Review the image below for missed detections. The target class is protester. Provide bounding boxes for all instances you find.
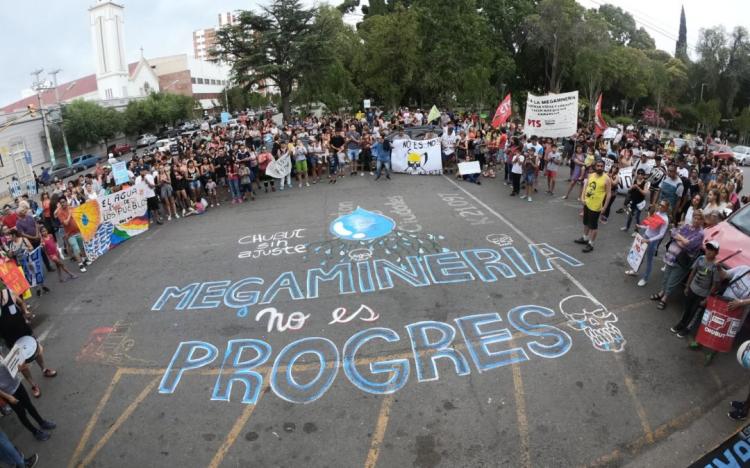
[574,160,611,253]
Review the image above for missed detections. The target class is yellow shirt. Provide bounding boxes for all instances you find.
[584,172,609,212]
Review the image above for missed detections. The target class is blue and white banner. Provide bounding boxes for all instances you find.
[20,246,45,287]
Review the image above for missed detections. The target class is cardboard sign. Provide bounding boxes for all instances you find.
[2,344,24,378]
[626,234,647,272]
[458,161,481,175]
[0,259,31,296]
[391,138,443,175]
[112,161,130,185]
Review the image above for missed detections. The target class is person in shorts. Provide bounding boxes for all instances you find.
[294,140,309,188]
[522,148,538,202]
[545,144,561,195]
[53,198,89,272]
[574,160,612,253]
[346,124,362,175]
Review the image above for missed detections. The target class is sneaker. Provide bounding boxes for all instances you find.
[582,243,594,253]
[527,197,532,202]
[360,173,364,176]
[573,237,588,244]
[24,453,38,468]
[660,265,666,272]
[669,327,681,334]
[624,270,637,276]
[33,430,50,441]
[305,182,310,187]
[182,209,186,216]
[175,213,180,219]
[728,408,748,421]
[167,215,171,221]
[676,330,688,339]
[40,420,56,430]
[216,203,220,206]
[369,171,374,175]
[637,279,647,287]
[620,226,628,231]
[78,264,87,273]
[731,401,745,410]
[298,183,303,188]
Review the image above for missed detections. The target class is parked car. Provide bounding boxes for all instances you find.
[107,143,132,156]
[704,204,750,269]
[71,154,102,172]
[48,162,75,181]
[732,145,750,166]
[136,133,158,147]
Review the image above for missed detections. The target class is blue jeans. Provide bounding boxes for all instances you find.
[229,179,241,199]
[624,206,642,230]
[347,148,361,161]
[640,239,660,280]
[375,160,390,178]
[0,430,24,467]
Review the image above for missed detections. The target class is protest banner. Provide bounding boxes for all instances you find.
[19,246,45,288]
[0,259,30,296]
[73,183,149,262]
[626,234,647,272]
[391,137,443,175]
[112,161,130,185]
[523,91,579,138]
[617,165,633,195]
[688,423,750,468]
[458,161,481,175]
[265,154,292,178]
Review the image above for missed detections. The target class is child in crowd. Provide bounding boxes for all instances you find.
[40,226,77,283]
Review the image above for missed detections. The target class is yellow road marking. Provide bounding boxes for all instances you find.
[67,368,123,468]
[79,377,160,467]
[364,394,395,468]
[208,371,271,468]
[613,355,654,444]
[512,359,531,468]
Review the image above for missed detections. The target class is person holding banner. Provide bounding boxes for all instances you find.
[620,169,650,233]
[626,200,669,286]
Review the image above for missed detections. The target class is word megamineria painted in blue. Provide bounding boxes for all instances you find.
[151,244,582,314]
[158,306,572,404]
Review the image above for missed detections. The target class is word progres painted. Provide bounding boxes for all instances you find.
[152,243,582,314]
[158,306,573,404]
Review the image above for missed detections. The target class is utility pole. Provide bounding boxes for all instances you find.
[31,69,56,166]
[48,69,73,166]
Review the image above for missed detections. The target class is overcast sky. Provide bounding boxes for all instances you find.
[0,0,747,107]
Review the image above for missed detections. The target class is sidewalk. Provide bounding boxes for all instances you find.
[625,385,749,468]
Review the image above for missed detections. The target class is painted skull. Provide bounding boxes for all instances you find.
[486,233,513,247]
[559,295,626,352]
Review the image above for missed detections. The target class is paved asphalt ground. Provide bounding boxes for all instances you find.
[5,167,749,468]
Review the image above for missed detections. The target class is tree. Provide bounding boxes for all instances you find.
[213,0,332,121]
[675,6,688,61]
[62,100,122,150]
[526,0,585,93]
[695,99,722,134]
[413,0,493,107]
[355,6,418,110]
[735,107,750,143]
[296,6,362,111]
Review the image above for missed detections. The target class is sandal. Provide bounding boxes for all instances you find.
[31,385,41,398]
[656,301,667,310]
[650,293,662,301]
[43,369,57,378]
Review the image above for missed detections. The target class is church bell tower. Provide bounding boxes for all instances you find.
[89,0,128,100]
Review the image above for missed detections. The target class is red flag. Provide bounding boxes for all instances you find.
[491,93,512,128]
[594,93,607,136]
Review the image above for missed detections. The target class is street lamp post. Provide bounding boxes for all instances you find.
[31,69,56,166]
[697,82,708,134]
[49,69,73,166]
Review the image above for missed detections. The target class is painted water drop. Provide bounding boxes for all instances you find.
[330,207,396,241]
[236,306,249,318]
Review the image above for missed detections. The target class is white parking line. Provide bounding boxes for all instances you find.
[441,176,598,300]
[37,324,53,343]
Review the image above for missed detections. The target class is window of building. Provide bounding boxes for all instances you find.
[105,88,113,99]
[191,77,197,84]
[197,78,204,84]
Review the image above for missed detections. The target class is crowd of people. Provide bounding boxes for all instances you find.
[0,106,747,465]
